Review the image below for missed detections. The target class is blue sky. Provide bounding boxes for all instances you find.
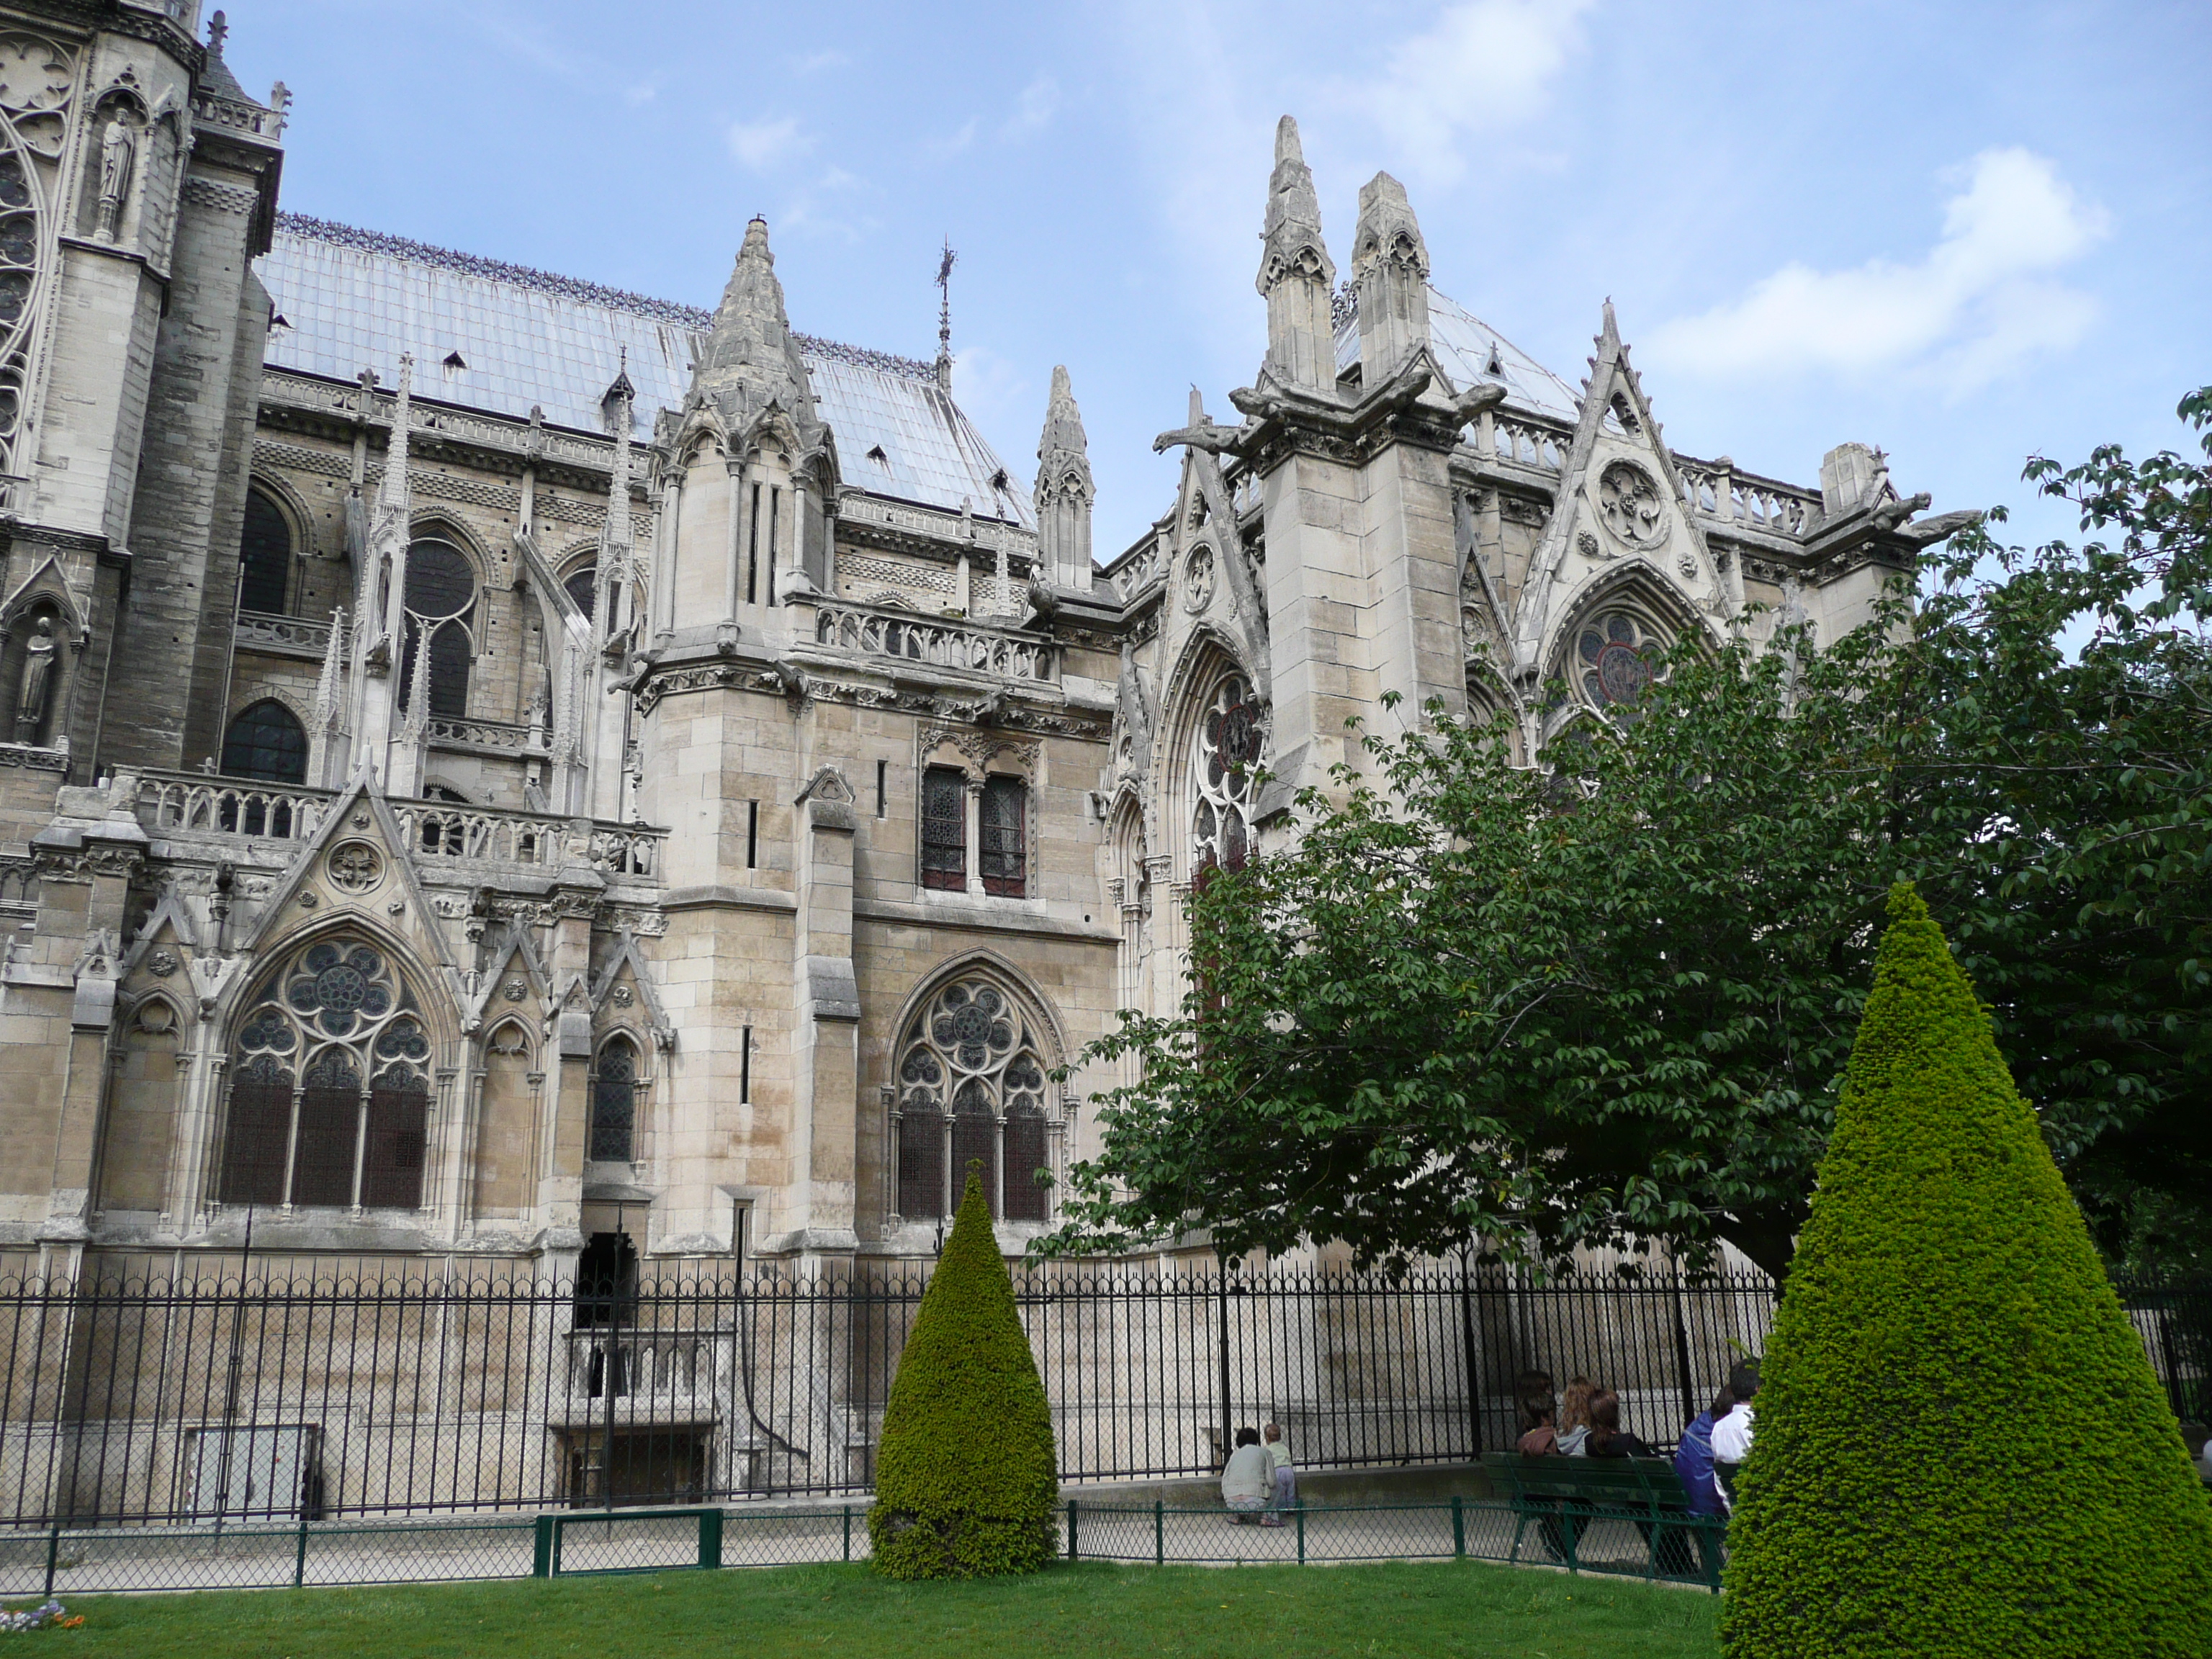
[225,1,2210,562]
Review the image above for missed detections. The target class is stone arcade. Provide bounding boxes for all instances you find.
[0,13,1969,1287]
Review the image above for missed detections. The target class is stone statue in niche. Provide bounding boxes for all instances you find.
[95,108,138,241]
[16,616,55,742]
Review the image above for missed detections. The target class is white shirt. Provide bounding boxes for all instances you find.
[1711,1402,1755,1464]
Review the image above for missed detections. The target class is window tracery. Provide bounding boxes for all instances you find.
[589,1037,639,1163]
[1573,611,1665,713]
[894,978,1053,1223]
[219,938,432,1211]
[0,35,71,493]
[1190,672,1262,872]
[397,539,477,719]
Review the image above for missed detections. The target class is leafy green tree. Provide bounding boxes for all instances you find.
[1043,390,2212,1278]
[870,1167,1057,1579]
[1720,885,2212,1657]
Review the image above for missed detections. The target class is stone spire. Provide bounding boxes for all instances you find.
[1351,171,1431,387]
[1256,116,1336,398]
[377,352,413,521]
[1034,365,1094,590]
[691,217,819,437]
[602,356,634,557]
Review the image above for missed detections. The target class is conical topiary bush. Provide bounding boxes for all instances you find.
[1722,884,2212,1656]
[868,1166,1058,1578]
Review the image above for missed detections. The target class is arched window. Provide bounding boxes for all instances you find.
[893,977,1053,1222]
[1573,611,1665,716]
[564,564,597,621]
[220,699,307,785]
[218,938,432,1211]
[589,1037,639,1163]
[1191,672,1262,873]
[238,487,292,615]
[397,539,477,719]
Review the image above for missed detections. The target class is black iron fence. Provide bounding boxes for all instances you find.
[0,1262,2200,1529]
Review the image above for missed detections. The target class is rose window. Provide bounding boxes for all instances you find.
[220,937,432,1211]
[1575,613,1665,711]
[1192,673,1262,872]
[894,979,1053,1223]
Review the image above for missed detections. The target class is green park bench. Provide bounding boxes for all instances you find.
[1479,1452,1724,1590]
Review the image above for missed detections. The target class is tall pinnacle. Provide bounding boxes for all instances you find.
[1256,115,1336,398]
[1035,365,1094,589]
[691,217,818,435]
[1259,115,1334,294]
[1039,364,1089,464]
[1351,171,1431,385]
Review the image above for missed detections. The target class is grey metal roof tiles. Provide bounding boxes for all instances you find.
[258,215,1034,528]
[1334,282,1582,421]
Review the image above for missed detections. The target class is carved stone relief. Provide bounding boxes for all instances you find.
[1598,461,1668,549]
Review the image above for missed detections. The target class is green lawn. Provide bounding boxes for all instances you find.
[12,1561,1719,1658]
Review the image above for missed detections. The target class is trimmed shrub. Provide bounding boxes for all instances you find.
[1722,884,2212,1656]
[868,1167,1058,1579]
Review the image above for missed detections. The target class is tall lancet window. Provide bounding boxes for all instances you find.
[218,938,432,1211]
[397,539,477,719]
[893,979,1053,1222]
[1191,672,1262,873]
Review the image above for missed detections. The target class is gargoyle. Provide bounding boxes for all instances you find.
[1896,508,1984,547]
[1870,490,1933,532]
[1154,387,1252,457]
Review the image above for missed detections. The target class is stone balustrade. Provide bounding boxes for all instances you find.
[1676,463,1822,538]
[426,714,539,754]
[234,610,333,658]
[1489,415,1568,472]
[134,771,665,883]
[0,855,38,924]
[811,603,1056,682]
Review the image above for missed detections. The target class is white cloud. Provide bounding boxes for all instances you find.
[1004,76,1061,138]
[1645,148,2110,395]
[728,117,810,171]
[1336,0,1593,184]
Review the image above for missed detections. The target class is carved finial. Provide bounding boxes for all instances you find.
[692,217,817,434]
[1599,297,1621,354]
[207,10,228,54]
[934,237,958,391]
[269,81,291,135]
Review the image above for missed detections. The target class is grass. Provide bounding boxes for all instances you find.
[11,1560,1719,1658]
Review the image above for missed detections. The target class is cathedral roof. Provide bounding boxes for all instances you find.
[257,215,1035,529]
[1333,283,1581,421]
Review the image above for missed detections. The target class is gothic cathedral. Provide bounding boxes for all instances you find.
[0,9,1963,1280]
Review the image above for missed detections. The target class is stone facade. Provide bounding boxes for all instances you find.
[0,17,1967,1287]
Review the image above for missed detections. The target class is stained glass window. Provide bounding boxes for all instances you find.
[920,766,966,892]
[220,700,307,786]
[564,564,596,622]
[979,775,1026,898]
[590,1038,638,1163]
[397,540,477,718]
[891,979,1053,1221]
[220,938,431,1210]
[1192,673,1262,872]
[238,488,292,615]
[1575,612,1663,712]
